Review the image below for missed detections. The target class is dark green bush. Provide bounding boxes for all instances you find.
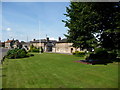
[95,48,107,54]
[6,48,30,59]
[86,48,118,62]
[94,48,108,59]
[73,51,86,57]
[26,53,34,57]
[32,48,39,52]
[108,53,117,60]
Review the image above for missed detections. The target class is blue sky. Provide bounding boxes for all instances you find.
[2,2,70,42]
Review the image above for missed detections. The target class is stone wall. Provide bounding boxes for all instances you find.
[53,43,80,53]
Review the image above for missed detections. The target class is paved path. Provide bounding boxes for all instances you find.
[0,48,9,60]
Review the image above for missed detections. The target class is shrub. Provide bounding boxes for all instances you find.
[32,48,39,52]
[73,51,86,57]
[108,53,117,60]
[6,48,31,59]
[26,53,34,57]
[94,48,108,59]
[29,45,43,53]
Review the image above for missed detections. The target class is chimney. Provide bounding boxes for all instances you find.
[33,39,36,41]
[59,37,61,41]
[47,37,49,42]
[7,39,9,41]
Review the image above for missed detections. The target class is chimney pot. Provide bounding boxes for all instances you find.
[33,39,36,41]
[59,37,61,41]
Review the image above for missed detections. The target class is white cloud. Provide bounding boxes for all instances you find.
[6,27,11,31]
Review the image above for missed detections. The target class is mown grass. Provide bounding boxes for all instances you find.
[2,53,118,88]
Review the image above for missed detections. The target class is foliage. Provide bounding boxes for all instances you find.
[29,45,41,53]
[86,48,117,62]
[94,48,108,55]
[73,51,86,57]
[6,48,31,59]
[63,2,120,52]
[40,47,44,53]
[108,52,117,60]
[26,53,34,57]
[62,2,99,50]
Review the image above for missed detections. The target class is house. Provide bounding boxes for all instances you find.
[30,37,82,54]
[30,38,57,52]
[5,39,15,49]
[0,41,5,47]
[13,40,23,49]
[22,42,30,51]
[53,38,80,53]
[5,39,24,49]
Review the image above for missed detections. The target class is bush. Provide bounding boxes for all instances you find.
[32,48,39,52]
[73,51,86,57]
[29,45,43,53]
[86,48,118,62]
[108,53,117,60]
[94,48,108,59]
[26,53,34,57]
[6,48,29,59]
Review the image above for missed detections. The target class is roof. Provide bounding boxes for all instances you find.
[57,39,68,43]
[5,40,14,43]
[30,39,57,43]
[0,42,5,44]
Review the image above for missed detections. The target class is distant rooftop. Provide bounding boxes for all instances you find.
[30,38,69,43]
[5,40,14,43]
[57,38,68,43]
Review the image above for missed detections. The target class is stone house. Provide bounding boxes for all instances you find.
[30,37,81,54]
[30,38,56,52]
[5,39,15,49]
[22,42,30,51]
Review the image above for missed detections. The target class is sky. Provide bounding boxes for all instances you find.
[2,2,70,42]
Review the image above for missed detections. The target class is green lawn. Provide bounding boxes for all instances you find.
[2,53,118,88]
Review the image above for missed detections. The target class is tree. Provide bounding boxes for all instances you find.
[92,2,120,52]
[62,2,99,51]
[63,2,120,53]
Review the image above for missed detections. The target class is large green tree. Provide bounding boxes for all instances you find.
[63,2,120,52]
[62,2,99,51]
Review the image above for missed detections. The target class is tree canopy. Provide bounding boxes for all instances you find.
[63,2,120,52]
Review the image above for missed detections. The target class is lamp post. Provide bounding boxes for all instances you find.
[39,20,41,54]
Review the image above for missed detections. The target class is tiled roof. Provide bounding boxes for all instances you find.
[5,40,14,43]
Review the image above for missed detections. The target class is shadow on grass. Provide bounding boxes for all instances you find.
[6,54,34,60]
[0,75,6,77]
